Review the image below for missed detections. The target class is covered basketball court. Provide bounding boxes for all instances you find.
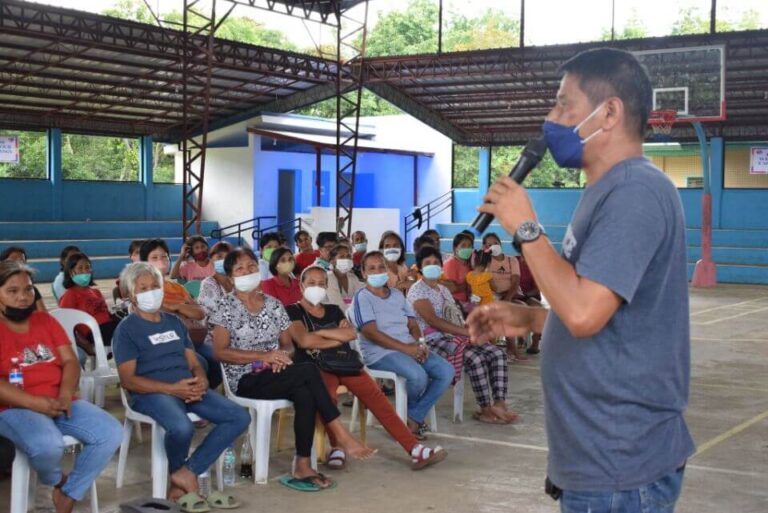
[0,1,767,512]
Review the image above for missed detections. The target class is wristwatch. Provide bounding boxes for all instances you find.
[513,221,546,253]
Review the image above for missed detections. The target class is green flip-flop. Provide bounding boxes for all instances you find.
[206,491,240,509]
[278,473,337,492]
[176,492,211,513]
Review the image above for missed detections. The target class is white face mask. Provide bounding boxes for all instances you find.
[334,259,354,274]
[136,288,164,313]
[490,244,503,257]
[234,272,261,293]
[303,286,327,306]
[383,248,401,262]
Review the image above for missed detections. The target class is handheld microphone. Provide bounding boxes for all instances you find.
[469,136,548,237]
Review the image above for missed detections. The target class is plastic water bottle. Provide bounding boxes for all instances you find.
[9,358,23,389]
[239,438,253,479]
[198,469,211,498]
[223,446,236,486]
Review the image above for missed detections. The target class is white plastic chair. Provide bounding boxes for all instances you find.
[50,308,120,407]
[344,308,439,432]
[10,435,98,513]
[219,365,312,484]
[116,388,224,499]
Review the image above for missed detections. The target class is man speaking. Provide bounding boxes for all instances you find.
[466,48,695,513]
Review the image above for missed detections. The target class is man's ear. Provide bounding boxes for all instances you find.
[602,97,624,132]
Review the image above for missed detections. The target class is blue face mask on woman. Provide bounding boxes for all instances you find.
[366,273,389,288]
[543,102,605,169]
[213,259,225,275]
[422,265,442,280]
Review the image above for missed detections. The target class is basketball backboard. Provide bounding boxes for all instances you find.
[633,45,726,123]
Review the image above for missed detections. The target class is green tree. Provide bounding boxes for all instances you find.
[601,9,649,40]
[0,130,47,179]
[365,0,439,57]
[444,9,520,51]
[668,5,762,35]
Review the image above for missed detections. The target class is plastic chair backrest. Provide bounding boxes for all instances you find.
[219,363,235,398]
[183,280,202,299]
[344,306,365,355]
[49,308,110,371]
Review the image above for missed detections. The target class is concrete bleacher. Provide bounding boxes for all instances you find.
[434,223,768,285]
[0,221,224,282]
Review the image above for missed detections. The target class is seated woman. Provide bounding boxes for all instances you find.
[170,235,215,283]
[261,247,301,306]
[353,251,454,439]
[114,262,249,507]
[52,245,81,302]
[408,247,518,425]
[288,266,446,470]
[378,231,416,293]
[325,244,363,312]
[442,233,474,305]
[211,248,374,491]
[0,260,122,513]
[0,246,47,312]
[195,241,234,389]
[482,233,521,302]
[140,239,205,324]
[59,253,121,353]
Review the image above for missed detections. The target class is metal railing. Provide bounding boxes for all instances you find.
[404,190,453,248]
[210,216,276,246]
[252,218,303,248]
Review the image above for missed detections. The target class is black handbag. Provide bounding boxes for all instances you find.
[297,305,363,376]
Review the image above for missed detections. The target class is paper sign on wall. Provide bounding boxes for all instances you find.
[750,147,768,175]
[0,136,19,163]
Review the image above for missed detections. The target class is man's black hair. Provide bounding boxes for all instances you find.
[316,231,339,248]
[259,232,282,250]
[294,229,310,244]
[559,47,653,139]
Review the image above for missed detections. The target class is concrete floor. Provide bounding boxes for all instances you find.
[2,283,767,513]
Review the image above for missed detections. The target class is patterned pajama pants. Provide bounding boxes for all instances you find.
[428,337,508,408]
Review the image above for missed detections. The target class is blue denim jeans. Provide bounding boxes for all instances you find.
[131,390,249,475]
[0,400,122,501]
[368,350,454,423]
[560,467,686,513]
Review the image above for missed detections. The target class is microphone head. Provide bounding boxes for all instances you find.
[523,137,548,161]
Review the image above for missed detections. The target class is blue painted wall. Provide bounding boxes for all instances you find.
[0,179,182,221]
[252,139,424,236]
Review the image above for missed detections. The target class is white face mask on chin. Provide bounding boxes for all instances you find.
[234,272,261,293]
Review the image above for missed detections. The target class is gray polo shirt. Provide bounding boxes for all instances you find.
[540,157,695,492]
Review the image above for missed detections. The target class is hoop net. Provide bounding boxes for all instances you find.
[648,109,678,141]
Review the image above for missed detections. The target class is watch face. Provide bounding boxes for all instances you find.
[518,221,540,242]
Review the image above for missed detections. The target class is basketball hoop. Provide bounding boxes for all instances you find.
[649,109,678,141]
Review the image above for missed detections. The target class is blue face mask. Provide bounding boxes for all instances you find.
[366,273,389,288]
[543,103,605,169]
[422,265,442,280]
[315,258,330,271]
[213,259,225,275]
[72,273,92,287]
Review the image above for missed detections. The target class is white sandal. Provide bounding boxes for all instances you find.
[411,444,447,470]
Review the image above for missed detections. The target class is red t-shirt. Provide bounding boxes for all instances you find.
[443,256,471,303]
[58,286,112,325]
[261,276,302,307]
[352,251,365,267]
[0,312,71,411]
[294,250,320,274]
